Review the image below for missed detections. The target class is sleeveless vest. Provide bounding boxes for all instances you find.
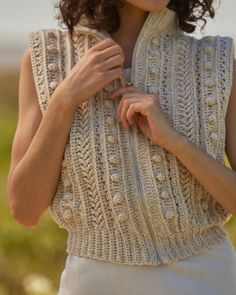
[28,7,235,265]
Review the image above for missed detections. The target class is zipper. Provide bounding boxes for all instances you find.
[124,64,164,265]
[95,29,163,264]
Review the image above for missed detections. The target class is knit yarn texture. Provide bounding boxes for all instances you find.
[29,7,235,266]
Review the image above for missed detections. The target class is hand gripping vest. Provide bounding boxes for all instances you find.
[29,7,235,265]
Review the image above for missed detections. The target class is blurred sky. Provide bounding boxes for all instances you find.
[0,0,235,69]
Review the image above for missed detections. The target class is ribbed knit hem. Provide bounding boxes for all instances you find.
[65,225,229,266]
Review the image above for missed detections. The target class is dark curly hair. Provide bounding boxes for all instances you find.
[56,0,216,41]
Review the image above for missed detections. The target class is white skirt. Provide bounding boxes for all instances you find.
[57,237,236,295]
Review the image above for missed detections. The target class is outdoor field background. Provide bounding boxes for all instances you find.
[0,1,235,294]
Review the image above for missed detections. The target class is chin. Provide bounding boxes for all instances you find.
[125,0,170,12]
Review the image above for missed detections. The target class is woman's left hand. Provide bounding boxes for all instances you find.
[110,85,183,152]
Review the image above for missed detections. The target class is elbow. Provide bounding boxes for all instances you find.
[229,187,236,217]
[7,182,40,229]
[224,194,236,217]
[9,200,40,229]
[231,203,236,218]
[10,205,39,229]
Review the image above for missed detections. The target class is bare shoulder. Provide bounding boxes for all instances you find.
[20,46,35,85]
[7,46,43,185]
[225,58,236,171]
[18,45,42,119]
[226,58,236,127]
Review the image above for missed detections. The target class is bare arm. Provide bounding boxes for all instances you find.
[7,37,124,228]
[167,59,236,216]
[225,59,236,173]
[7,47,76,228]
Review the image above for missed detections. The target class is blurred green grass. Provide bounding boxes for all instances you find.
[0,72,67,295]
[0,71,236,295]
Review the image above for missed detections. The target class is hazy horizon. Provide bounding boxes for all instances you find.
[0,0,235,70]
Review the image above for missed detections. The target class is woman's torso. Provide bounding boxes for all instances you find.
[56,67,236,294]
[28,21,235,266]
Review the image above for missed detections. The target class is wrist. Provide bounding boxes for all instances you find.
[50,87,78,114]
[164,131,189,156]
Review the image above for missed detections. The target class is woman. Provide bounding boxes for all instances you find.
[7,0,236,294]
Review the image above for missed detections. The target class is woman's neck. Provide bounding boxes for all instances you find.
[110,2,149,68]
[112,3,148,43]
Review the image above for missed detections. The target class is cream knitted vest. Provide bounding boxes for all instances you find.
[29,7,235,266]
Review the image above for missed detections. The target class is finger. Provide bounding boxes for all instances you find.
[117,93,136,120]
[118,96,141,126]
[103,54,124,71]
[105,67,123,83]
[126,102,144,125]
[101,43,124,61]
[110,86,143,99]
[92,38,117,51]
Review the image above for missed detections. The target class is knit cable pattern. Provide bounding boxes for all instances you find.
[28,7,235,266]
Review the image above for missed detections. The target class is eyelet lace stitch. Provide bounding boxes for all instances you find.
[28,8,234,265]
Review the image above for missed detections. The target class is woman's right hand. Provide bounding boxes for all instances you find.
[52,37,125,110]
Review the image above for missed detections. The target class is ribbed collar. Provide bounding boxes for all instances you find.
[74,7,181,41]
[74,7,182,87]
